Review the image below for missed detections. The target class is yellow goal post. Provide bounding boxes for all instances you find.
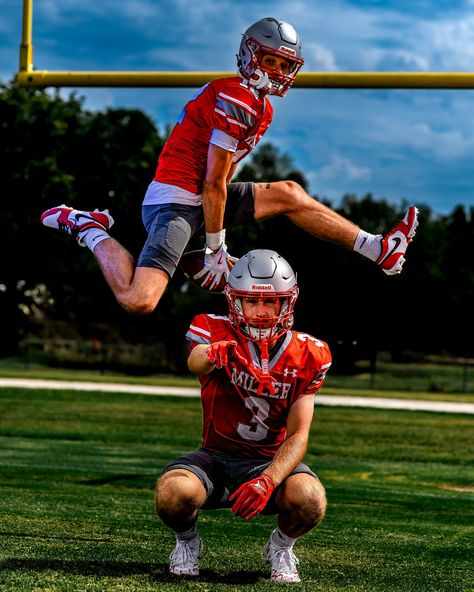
[16,0,474,89]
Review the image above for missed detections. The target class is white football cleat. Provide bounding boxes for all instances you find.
[40,204,114,247]
[263,531,301,583]
[169,533,203,576]
[376,206,419,275]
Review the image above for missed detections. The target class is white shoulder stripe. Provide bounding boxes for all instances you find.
[189,324,211,338]
[218,92,257,116]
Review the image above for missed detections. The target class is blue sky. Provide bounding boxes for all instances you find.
[2,0,474,214]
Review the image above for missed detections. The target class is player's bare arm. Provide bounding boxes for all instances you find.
[202,143,235,235]
[262,394,315,486]
[192,143,237,290]
[187,344,214,375]
[226,162,238,183]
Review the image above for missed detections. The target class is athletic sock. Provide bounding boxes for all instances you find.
[176,525,199,542]
[272,528,296,548]
[353,229,383,261]
[81,228,110,253]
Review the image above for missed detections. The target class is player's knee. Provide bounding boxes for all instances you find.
[278,475,327,527]
[308,481,327,525]
[273,180,306,214]
[126,300,157,315]
[155,471,205,515]
[117,294,159,316]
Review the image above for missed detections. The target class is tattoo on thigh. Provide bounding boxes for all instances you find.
[257,183,272,190]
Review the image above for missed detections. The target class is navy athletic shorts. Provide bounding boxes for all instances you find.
[137,182,255,277]
[160,448,319,514]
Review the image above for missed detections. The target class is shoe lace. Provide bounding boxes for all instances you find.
[269,544,299,574]
[170,537,200,567]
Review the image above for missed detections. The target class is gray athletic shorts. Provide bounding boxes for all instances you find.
[160,448,319,514]
[137,182,255,277]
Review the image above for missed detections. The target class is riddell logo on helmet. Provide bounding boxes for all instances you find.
[250,284,275,291]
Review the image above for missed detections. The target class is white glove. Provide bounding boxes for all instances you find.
[193,244,232,290]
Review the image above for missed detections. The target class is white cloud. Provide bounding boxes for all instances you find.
[367,114,474,161]
[365,48,430,72]
[290,1,474,74]
[316,154,371,182]
[425,15,474,70]
[304,42,339,71]
[411,123,473,159]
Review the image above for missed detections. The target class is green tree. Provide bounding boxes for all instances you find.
[0,82,165,353]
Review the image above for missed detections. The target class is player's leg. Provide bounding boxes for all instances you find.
[156,468,207,531]
[91,238,169,315]
[254,181,359,249]
[274,472,327,537]
[41,204,160,312]
[101,203,203,313]
[155,450,221,576]
[252,181,419,275]
[155,468,206,576]
[263,472,326,583]
[41,203,201,314]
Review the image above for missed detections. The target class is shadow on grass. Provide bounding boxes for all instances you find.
[0,559,264,584]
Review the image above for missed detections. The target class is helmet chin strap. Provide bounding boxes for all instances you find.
[248,68,270,91]
[256,339,277,395]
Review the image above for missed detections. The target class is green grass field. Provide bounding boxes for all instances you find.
[0,387,473,591]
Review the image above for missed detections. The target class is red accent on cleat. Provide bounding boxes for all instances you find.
[376,206,419,275]
[41,204,114,247]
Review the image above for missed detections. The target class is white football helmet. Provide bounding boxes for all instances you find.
[237,17,304,96]
[225,249,299,341]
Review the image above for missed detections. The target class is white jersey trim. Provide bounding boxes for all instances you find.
[142,180,202,207]
[210,129,239,152]
[217,91,258,116]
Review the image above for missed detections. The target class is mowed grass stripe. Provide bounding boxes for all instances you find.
[0,388,472,592]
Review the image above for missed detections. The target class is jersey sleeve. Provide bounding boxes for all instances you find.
[212,87,258,141]
[186,314,212,345]
[209,129,239,152]
[302,341,332,395]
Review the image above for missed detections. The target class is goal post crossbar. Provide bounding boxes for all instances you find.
[16,70,474,89]
[16,0,474,90]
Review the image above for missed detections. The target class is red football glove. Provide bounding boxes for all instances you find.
[207,340,238,369]
[229,473,275,520]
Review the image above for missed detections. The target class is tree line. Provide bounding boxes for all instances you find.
[1,81,473,370]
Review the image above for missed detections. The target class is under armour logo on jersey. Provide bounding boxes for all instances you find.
[283,368,298,377]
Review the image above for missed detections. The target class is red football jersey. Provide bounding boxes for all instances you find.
[155,77,273,194]
[186,314,332,459]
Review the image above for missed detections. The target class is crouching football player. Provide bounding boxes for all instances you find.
[155,249,331,583]
[156,249,331,582]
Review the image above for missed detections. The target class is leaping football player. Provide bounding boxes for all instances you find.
[41,17,419,313]
[155,249,331,583]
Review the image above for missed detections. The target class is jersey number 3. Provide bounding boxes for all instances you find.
[237,396,270,441]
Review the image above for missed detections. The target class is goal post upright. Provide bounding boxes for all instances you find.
[19,0,33,73]
[15,0,474,90]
